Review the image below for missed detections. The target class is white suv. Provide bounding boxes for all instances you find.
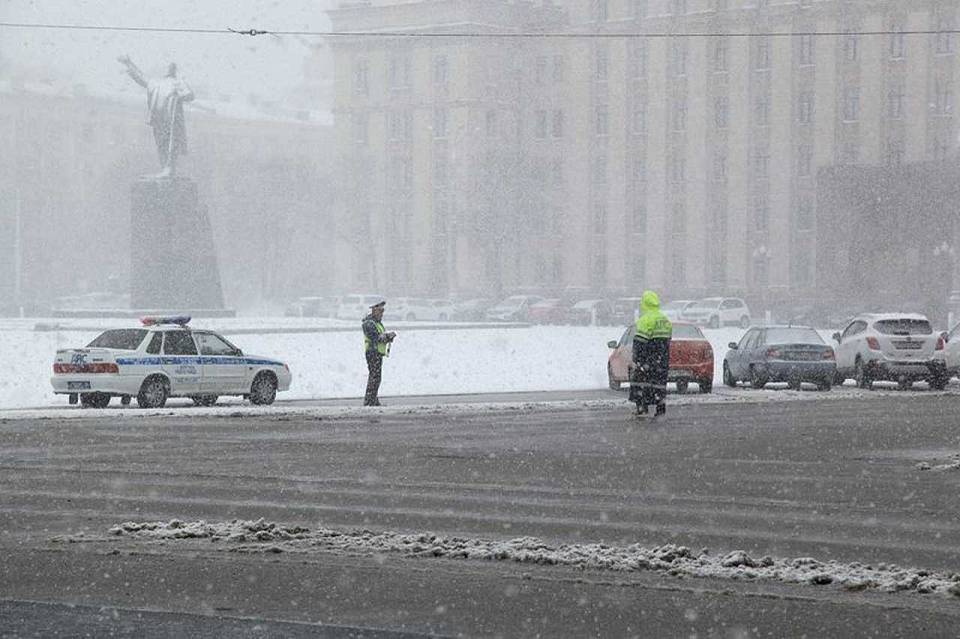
[681,297,751,329]
[832,313,948,389]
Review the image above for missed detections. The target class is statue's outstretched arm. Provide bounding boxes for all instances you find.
[177,79,195,102]
[117,55,148,88]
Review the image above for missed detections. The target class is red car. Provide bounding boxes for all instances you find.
[606,322,714,393]
[528,298,569,324]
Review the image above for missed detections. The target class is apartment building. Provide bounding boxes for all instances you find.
[329,0,959,305]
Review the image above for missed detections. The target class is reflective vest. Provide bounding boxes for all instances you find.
[635,312,672,341]
[364,320,390,356]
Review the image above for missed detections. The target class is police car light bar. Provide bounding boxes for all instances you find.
[141,316,192,326]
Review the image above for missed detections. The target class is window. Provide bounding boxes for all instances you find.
[670,155,686,184]
[715,96,729,129]
[671,252,686,286]
[713,151,727,182]
[632,154,647,182]
[433,154,447,186]
[936,20,954,55]
[552,55,565,82]
[552,109,564,138]
[843,87,860,122]
[889,31,906,59]
[596,105,609,136]
[632,0,648,20]
[196,333,237,356]
[628,41,647,80]
[755,37,771,70]
[593,156,608,185]
[163,331,198,356]
[798,92,814,124]
[352,113,369,145]
[145,332,162,355]
[535,109,547,139]
[633,203,647,232]
[797,145,813,177]
[934,138,951,161]
[595,48,609,82]
[433,55,448,86]
[796,197,813,230]
[886,141,905,166]
[388,111,412,141]
[840,141,859,164]
[486,110,497,137]
[934,80,953,116]
[388,54,411,89]
[841,320,867,340]
[552,159,563,186]
[594,0,609,22]
[672,100,687,131]
[535,56,547,84]
[887,86,905,120]
[593,201,607,234]
[755,95,770,126]
[671,40,687,76]
[754,193,769,231]
[632,100,647,134]
[87,329,147,350]
[714,40,728,73]
[798,34,815,66]
[754,149,770,178]
[353,59,369,95]
[671,201,685,235]
[843,33,859,62]
[433,108,448,138]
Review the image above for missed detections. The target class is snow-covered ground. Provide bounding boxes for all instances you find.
[60,518,960,599]
[0,318,745,410]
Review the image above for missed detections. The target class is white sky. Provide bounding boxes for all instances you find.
[0,0,333,104]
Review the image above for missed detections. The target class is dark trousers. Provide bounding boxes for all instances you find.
[364,351,383,406]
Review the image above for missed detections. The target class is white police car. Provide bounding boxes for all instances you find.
[50,316,292,408]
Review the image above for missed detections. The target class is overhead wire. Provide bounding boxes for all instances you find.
[2,21,960,39]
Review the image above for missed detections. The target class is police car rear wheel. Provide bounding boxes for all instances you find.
[137,376,168,409]
[249,373,277,406]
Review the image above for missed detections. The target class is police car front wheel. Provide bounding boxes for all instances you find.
[249,372,278,406]
[137,376,169,409]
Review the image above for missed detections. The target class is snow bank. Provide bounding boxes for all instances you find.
[62,518,960,598]
[0,322,745,410]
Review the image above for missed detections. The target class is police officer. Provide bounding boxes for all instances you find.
[362,300,396,406]
[630,290,673,416]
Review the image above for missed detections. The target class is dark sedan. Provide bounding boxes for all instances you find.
[723,326,836,390]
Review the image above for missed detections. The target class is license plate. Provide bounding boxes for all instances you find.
[893,341,922,350]
[67,381,91,390]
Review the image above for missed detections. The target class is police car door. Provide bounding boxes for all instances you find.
[161,330,202,395]
[195,332,246,394]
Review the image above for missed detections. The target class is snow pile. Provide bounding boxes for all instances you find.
[87,519,960,598]
[916,453,960,472]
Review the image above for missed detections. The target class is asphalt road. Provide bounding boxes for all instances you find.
[1,391,960,637]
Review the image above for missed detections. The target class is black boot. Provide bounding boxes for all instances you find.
[655,402,666,417]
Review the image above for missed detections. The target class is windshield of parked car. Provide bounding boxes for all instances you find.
[86,329,148,350]
[873,319,933,335]
[342,296,361,304]
[766,327,824,344]
[672,324,704,339]
[662,301,692,311]
[690,298,722,310]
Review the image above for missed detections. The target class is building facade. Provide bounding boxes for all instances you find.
[329,0,959,306]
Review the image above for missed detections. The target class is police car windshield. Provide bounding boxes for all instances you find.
[86,329,149,350]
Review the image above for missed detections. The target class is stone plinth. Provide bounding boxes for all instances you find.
[130,177,224,310]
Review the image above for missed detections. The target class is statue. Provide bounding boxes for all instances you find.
[118,55,195,177]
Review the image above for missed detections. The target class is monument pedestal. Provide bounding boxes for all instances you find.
[130,177,225,311]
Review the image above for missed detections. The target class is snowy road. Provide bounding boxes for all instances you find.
[1,393,960,636]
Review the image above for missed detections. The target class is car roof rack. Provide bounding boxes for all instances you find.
[141,316,191,327]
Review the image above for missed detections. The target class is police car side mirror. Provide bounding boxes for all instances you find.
[832,332,841,343]
[728,342,738,350]
[607,340,618,349]
[234,348,243,357]
[940,331,949,343]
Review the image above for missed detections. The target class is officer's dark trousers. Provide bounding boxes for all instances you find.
[364,351,383,406]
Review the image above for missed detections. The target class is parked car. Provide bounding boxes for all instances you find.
[682,297,751,328]
[833,313,948,390]
[485,295,544,322]
[611,297,642,326]
[607,322,714,393]
[528,298,569,324]
[50,316,291,408]
[661,299,697,322]
[941,322,960,381]
[567,299,613,326]
[284,296,339,318]
[723,326,835,390]
[452,298,496,321]
[337,294,386,320]
[391,298,454,321]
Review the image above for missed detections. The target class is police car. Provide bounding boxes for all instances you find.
[50,316,292,408]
